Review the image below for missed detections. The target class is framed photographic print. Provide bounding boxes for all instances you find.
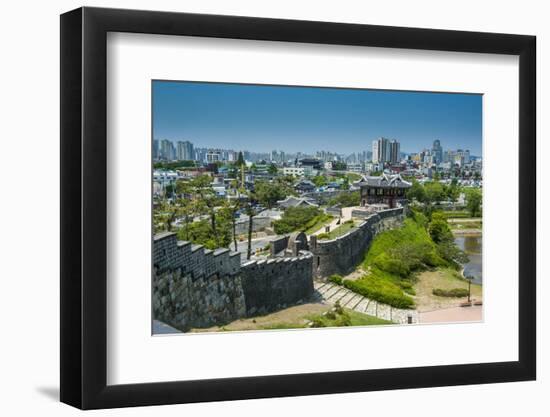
[60,6,536,410]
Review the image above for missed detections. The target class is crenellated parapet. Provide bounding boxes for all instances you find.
[240,251,314,316]
[153,232,315,331]
[153,233,241,280]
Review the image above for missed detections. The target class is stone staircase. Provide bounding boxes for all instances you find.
[314,281,418,324]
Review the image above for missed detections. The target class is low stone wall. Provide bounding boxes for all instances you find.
[270,235,289,256]
[302,190,350,204]
[310,208,404,278]
[240,252,314,316]
[326,206,342,217]
[234,216,272,235]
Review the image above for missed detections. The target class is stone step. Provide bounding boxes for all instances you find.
[316,283,336,295]
[350,295,366,311]
[337,291,358,307]
[322,285,344,300]
[377,303,392,321]
[354,298,370,313]
[365,300,377,316]
[326,288,347,303]
[315,282,332,292]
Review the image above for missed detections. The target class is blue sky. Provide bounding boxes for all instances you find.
[152,81,482,155]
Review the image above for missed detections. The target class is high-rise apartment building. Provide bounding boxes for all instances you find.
[432,140,443,164]
[159,139,176,161]
[389,140,400,164]
[372,137,399,164]
[176,140,194,161]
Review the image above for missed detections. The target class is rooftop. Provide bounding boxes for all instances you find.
[355,173,412,189]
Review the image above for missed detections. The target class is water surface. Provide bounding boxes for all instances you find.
[454,234,482,285]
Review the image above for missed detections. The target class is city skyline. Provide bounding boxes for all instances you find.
[153,138,479,162]
[153,81,483,155]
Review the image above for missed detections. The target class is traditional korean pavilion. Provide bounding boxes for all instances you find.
[356,173,412,208]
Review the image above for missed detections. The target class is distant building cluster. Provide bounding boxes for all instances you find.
[154,139,194,161]
[152,137,482,191]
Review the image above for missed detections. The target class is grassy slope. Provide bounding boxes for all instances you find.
[346,216,447,309]
[304,213,334,234]
[191,305,392,332]
[321,220,356,240]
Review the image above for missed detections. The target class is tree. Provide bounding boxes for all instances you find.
[465,188,482,217]
[273,206,321,234]
[332,161,347,171]
[268,163,278,175]
[406,180,426,203]
[312,175,328,188]
[328,191,360,207]
[424,181,445,204]
[446,182,461,203]
[220,199,242,251]
[236,151,245,167]
[254,180,292,209]
[428,213,453,243]
[175,180,197,240]
[153,198,179,232]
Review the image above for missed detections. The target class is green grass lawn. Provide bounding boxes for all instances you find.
[318,220,356,240]
[211,306,393,331]
[304,213,334,234]
[305,308,393,328]
[448,220,482,230]
[441,210,479,219]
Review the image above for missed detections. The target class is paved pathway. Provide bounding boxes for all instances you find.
[314,281,418,324]
[311,207,357,236]
[418,305,482,324]
[152,320,181,334]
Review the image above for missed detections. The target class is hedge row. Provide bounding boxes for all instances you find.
[344,276,415,309]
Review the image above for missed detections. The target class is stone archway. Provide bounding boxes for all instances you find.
[288,231,308,256]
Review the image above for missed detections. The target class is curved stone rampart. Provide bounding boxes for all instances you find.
[310,208,404,278]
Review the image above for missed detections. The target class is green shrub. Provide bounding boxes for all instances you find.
[373,253,410,277]
[399,280,416,295]
[324,310,336,320]
[344,276,415,309]
[329,274,343,285]
[432,288,469,297]
[273,206,321,234]
[317,233,330,240]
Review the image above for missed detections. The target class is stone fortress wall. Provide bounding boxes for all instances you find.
[240,253,314,316]
[153,232,313,331]
[153,208,404,331]
[309,208,405,278]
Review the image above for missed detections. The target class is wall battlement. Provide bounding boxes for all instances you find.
[153,233,314,331]
[241,251,314,315]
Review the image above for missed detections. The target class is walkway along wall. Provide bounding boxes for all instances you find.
[309,208,405,278]
[153,232,314,331]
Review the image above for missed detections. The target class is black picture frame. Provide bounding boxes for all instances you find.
[60,6,536,410]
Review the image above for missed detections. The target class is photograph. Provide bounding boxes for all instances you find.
[151,81,483,334]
